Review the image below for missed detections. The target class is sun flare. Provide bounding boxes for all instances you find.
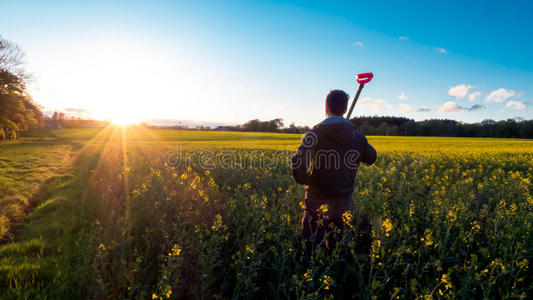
[111,114,141,126]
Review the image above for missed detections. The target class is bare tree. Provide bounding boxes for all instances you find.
[0,35,42,139]
[0,35,30,93]
[0,36,24,73]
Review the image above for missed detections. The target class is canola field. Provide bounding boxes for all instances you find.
[1,126,532,299]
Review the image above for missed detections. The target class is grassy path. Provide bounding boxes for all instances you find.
[0,139,77,239]
[0,138,102,299]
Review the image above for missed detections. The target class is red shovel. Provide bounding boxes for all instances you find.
[346,72,374,120]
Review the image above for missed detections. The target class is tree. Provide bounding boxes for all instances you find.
[401,120,418,136]
[359,122,376,135]
[241,118,284,132]
[0,117,17,139]
[390,125,400,136]
[480,119,496,137]
[0,36,43,139]
[376,122,390,135]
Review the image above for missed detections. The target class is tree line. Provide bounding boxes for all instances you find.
[211,116,533,139]
[350,116,533,139]
[45,111,109,129]
[215,118,311,133]
[0,36,43,139]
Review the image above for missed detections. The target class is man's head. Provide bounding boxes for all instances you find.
[325,90,349,116]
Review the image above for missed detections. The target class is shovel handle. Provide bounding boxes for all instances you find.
[346,72,374,120]
[346,84,363,120]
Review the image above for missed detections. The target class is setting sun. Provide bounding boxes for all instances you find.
[110,114,140,126]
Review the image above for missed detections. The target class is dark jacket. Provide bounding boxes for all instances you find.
[291,116,377,196]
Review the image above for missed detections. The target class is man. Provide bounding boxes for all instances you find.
[291,90,377,261]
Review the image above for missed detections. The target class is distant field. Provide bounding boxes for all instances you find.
[1,127,532,298]
[51,127,533,153]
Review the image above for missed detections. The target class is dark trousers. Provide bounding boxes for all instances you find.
[301,191,371,264]
[301,191,352,257]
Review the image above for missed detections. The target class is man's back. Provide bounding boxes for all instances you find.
[291,115,376,196]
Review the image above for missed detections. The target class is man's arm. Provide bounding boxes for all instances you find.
[361,137,377,165]
[291,132,315,185]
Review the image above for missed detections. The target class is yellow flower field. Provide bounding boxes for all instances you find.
[1,126,532,298]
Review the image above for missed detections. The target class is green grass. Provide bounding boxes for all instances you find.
[0,158,96,298]
[0,139,75,239]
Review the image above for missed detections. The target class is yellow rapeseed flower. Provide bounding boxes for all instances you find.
[424,229,434,246]
[299,201,305,209]
[304,269,313,282]
[342,211,352,227]
[318,204,329,214]
[246,245,254,254]
[321,274,333,290]
[169,244,181,256]
[211,214,223,231]
[441,274,452,290]
[382,218,393,236]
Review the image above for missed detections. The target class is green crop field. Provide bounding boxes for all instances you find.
[1,127,532,299]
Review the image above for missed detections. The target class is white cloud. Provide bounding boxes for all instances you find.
[398,93,408,100]
[468,91,482,101]
[448,84,475,99]
[399,103,415,113]
[374,100,390,111]
[438,101,485,113]
[485,88,516,102]
[400,103,431,113]
[353,41,364,47]
[505,100,526,110]
[399,36,409,40]
[436,47,447,54]
[438,101,464,113]
[359,97,391,111]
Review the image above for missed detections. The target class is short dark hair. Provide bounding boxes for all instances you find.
[326,90,349,116]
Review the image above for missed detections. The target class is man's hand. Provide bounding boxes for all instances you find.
[361,137,377,165]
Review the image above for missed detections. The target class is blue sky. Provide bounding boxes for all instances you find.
[1,0,532,126]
